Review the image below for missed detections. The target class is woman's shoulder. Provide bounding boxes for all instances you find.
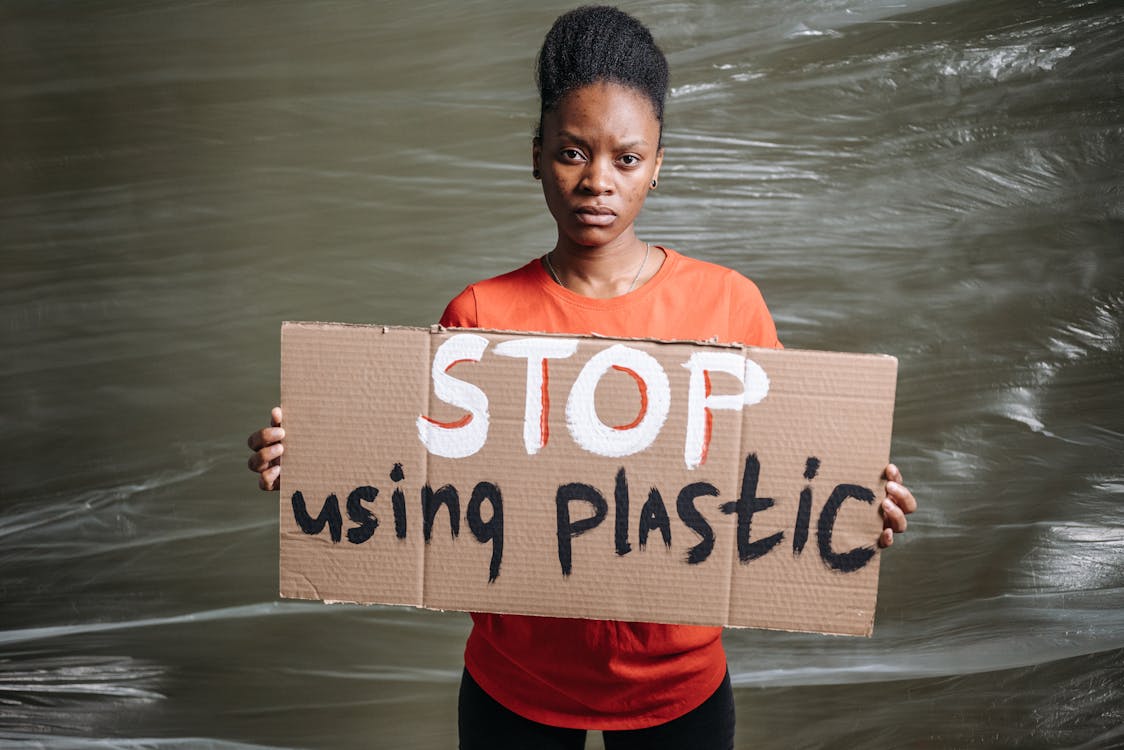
[439,258,544,328]
[466,258,544,293]
[663,247,766,296]
[661,247,779,347]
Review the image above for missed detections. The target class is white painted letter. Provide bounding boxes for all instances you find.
[494,337,579,455]
[682,352,770,469]
[566,345,670,457]
[417,333,490,458]
[743,357,769,407]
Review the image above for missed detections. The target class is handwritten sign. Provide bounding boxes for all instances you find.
[279,323,897,636]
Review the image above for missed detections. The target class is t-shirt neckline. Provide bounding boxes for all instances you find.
[532,246,679,310]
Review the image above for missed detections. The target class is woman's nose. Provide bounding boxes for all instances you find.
[580,158,613,194]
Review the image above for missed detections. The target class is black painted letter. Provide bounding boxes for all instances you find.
[346,485,379,544]
[720,453,783,563]
[555,483,608,576]
[639,488,672,549]
[817,484,877,573]
[792,456,820,556]
[614,467,632,557]
[422,484,460,542]
[291,491,343,543]
[467,482,504,583]
[677,482,719,565]
[391,463,408,539]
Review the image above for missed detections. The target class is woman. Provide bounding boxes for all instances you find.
[248,7,917,748]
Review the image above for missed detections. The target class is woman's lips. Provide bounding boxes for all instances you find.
[575,206,616,226]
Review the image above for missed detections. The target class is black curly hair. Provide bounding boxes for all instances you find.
[535,5,669,143]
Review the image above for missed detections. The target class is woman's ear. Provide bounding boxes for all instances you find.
[651,147,664,186]
[532,137,542,179]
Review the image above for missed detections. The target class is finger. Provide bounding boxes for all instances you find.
[884,463,903,484]
[248,443,284,473]
[886,480,918,515]
[882,497,907,533]
[247,426,285,452]
[271,407,283,428]
[878,528,894,548]
[259,464,281,492]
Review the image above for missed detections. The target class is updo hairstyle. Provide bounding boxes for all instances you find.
[535,5,670,143]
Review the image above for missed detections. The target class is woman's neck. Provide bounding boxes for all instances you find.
[546,236,664,299]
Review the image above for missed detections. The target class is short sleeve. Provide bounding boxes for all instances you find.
[439,285,478,328]
[730,273,782,349]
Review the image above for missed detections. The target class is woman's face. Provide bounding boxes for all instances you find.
[534,82,663,252]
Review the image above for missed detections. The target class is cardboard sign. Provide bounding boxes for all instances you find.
[279,322,897,636]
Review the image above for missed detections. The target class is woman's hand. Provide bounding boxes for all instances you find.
[247,406,284,491]
[879,463,917,548]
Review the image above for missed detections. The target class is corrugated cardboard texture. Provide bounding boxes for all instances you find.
[279,322,897,636]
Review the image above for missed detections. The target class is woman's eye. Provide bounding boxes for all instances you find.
[561,148,584,161]
[619,154,640,167]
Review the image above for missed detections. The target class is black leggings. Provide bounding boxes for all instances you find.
[458,668,735,750]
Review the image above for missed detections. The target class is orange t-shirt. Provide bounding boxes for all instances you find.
[440,246,780,730]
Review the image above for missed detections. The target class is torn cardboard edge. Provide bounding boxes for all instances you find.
[279,321,898,636]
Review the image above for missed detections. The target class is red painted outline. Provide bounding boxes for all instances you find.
[420,412,473,429]
[540,358,551,449]
[420,358,476,429]
[444,358,473,372]
[610,365,649,431]
[701,369,714,466]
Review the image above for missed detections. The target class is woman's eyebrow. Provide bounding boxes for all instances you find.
[555,129,591,148]
[555,130,651,151]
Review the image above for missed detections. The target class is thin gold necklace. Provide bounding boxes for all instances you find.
[545,243,650,295]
